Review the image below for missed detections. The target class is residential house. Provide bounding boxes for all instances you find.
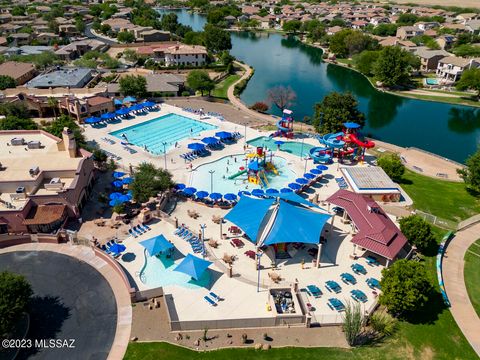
[436,35,455,50]
[414,21,440,31]
[164,44,208,67]
[58,24,78,36]
[0,61,36,85]
[55,39,106,60]
[9,32,31,46]
[106,73,185,97]
[26,68,95,89]
[465,20,480,35]
[436,56,480,82]
[59,95,114,121]
[35,33,60,45]
[413,47,451,71]
[396,26,424,40]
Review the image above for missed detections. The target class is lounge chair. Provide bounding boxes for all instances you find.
[204,296,216,306]
[307,285,322,298]
[128,229,137,238]
[143,224,151,231]
[209,292,221,302]
[174,226,185,235]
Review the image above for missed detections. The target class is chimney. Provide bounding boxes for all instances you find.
[62,127,77,158]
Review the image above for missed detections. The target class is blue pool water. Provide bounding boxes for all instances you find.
[425,78,439,85]
[140,252,211,289]
[109,113,217,154]
[190,154,297,193]
[248,137,314,158]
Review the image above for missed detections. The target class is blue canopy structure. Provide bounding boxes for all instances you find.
[266,188,279,194]
[310,168,322,175]
[201,137,219,145]
[116,108,130,116]
[174,183,186,190]
[113,171,125,178]
[280,188,293,193]
[248,161,261,171]
[224,196,275,242]
[316,164,328,170]
[238,190,251,196]
[109,192,122,200]
[252,189,265,197]
[224,193,237,201]
[296,178,309,185]
[109,243,126,254]
[343,122,361,129]
[288,183,301,190]
[188,143,205,151]
[174,254,212,281]
[123,96,136,103]
[196,191,209,199]
[183,187,197,196]
[112,180,123,188]
[274,192,320,209]
[140,235,174,257]
[122,177,133,185]
[114,99,123,106]
[101,112,116,120]
[210,192,222,200]
[261,200,331,246]
[215,131,232,139]
[304,173,316,180]
[85,116,101,124]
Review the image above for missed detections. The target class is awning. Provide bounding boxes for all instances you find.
[140,235,174,257]
[173,254,212,281]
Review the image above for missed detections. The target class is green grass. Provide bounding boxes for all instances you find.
[124,227,477,360]
[400,170,480,223]
[464,239,480,317]
[211,74,241,100]
[393,92,480,108]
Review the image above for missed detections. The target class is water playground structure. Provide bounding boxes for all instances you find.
[309,122,375,164]
[271,109,294,139]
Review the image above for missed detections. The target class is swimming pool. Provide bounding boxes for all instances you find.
[247,136,314,158]
[190,154,297,193]
[109,113,217,154]
[425,78,439,86]
[140,251,210,289]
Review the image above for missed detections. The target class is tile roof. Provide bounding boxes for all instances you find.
[23,204,66,225]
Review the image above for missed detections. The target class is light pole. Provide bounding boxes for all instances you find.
[162,141,167,170]
[244,123,247,146]
[256,251,263,292]
[304,156,310,174]
[200,224,206,258]
[208,170,215,193]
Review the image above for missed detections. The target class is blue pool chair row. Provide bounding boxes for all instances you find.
[335,177,348,189]
[325,280,342,293]
[123,145,137,154]
[204,291,222,306]
[103,150,121,161]
[101,137,116,145]
[232,132,242,139]
[351,263,367,275]
[340,272,357,285]
[327,298,345,312]
[306,285,322,298]
[351,289,368,303]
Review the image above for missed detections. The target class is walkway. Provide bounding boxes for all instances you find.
[0,243,132,360]
[442,222,480,357]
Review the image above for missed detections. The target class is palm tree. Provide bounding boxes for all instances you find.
[48,97,58,120]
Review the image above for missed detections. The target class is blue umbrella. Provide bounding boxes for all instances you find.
[109,243,126,254]
[112,180,123,188]
[114,99,123,106]
[201,137,219,145]
[196,191,209,199]
[85,116,101,124]
[343,122,361,129]
[238,190,251,196]
[316,164,328,170]
[280,188,293,193]
[288,183,301,190]
[296,178,309,185]
[174,183,186,190]
[274,140,284,145]
[139,235,173,257]
[101,112,116,120]
[266,188,279,194]
[123,96,136,103]
[119,194,131,202]
[183,187,197,196]
[109,198,124,207]
[188,143,205,151]
[215,131,232,139]
[122,177,133,184]
[251,189,265,197]
[310,168,322,175]
[304,173,316,180]
[113,171,125,178]
[109,192,122,200]
[210,192,223,201]
[116,108,130,116]
[224,193,237,201]
[131,103,144,111]
[143,101,155,107]
[174,254,212,281]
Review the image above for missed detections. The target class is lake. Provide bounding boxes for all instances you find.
[157,8,480,162]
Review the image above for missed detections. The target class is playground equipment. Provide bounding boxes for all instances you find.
[271,109,294,139]
[309,123,375,164]
[246,147,280,188]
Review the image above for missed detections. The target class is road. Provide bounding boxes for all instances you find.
[84,23,117,45]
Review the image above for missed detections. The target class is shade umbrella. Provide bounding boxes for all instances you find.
[183,187,197,196]
[143,101,155,107]
[101,112,116,120]
[188,143,205,151]
[210,192,222,201]
[195,191,209,199]
[109,192,123,200]
[109,198,124,207]
[201,137,218,145]
[122,177,134,185]
[316,164,328,170]
[296,178,309,185]
[85,116,101,124]
[113,171,125,178]
[174,183,186,190]
[114,99,123,106]
[304,173,316,180]
[274,140,284,145]
[215,131,232,139]
[112,180,123,188]
[119,194,131,202]
[123,96,136,103]
[280,188,293,193]
[288,183,301,190]
[116,108,130,116]
[251,189,265,197]
[140,235,174,257]
[343,122,361,129]
[131,103,144,111]
[266,188,279,194]
[174,254,212,281]
[310,168,322,175]
[109,243,126,254]
[224,193,237,201]
[238,190,251,196]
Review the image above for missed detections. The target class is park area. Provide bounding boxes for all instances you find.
[464,239,480,317]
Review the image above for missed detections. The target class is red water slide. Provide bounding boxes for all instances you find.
[348,133,375,149]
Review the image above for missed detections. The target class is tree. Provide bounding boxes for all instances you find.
[397,13,419,25]
[452,44,480,58]
[267,86,297,112]
[283,20,302,33]
[0,271,33,337]
[372,23,398,37]
[312,92,365,134]
[186,70,215,96]
[329,29,378,58]
[0,103,30,119]
[379,259,433,316]
[342,301,363,346]
[119,75,147,98]
[45,114,86,148]
[117,31,135,43]
[130,163,174,203]
[377,153,405,181]
[75,17,86,33]
[48,97,58,120]
[207,9,225,25]
[0,116,37,130]
[373,46,420,87]
[250,102,269,112]
[456,68,480,98]
[353,50,380,76]
[0,75,16,90]
[123,49,138,63]
[399,215,436,253]
[457,147,480,193]
[204,24,232,53]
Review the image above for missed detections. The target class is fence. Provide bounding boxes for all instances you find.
[415,210,457,230]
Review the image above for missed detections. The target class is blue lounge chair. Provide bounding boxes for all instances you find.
[128,229,137,238]
[143,224,151,231]
[306,285,322,298]
[209,292,221,302]
[204,296,216,306]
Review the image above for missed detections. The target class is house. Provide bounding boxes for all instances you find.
[378,37,416,50]
[352,20,368,29]
[413,47,451,71]
[327,25,343,35]
[414,21,440,31]
[436,56,480,82]
[35,32,60,45]
[0,129,94,234]
[106,73,185,96]
[456,13,479,24]
[9,32,31,46]
[59,95,114,121]
[0,61,36,85]
[58,24,78,36]
[26,68,94,89]
[134,28,170,42]
[396,26,424,40]
[436,35,455,50]
[465,20,480,35]
[164,44,208,67]
[55,39,106,60]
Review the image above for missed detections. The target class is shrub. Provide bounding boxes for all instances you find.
[399,215,436,253]
[342,301,363,346]
[370,311,397,337]
[250,102,269,112]
[377,153,405,181]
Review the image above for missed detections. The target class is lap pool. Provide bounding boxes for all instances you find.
[109,113,217,154]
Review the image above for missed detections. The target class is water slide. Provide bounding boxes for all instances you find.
[321,132,346,149]
[276,119,290,133]
[348,133,375,149]
[309,147,332,163]
[259,171,269,188]
[228,169,247,180]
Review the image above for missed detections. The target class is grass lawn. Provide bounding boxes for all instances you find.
[124,228,477,360]
[395,92,480,107]
[464,239,480,317]
[212,74,241,100]
[400,170,480,223]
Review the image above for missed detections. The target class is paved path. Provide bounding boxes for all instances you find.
[443,223,480,357]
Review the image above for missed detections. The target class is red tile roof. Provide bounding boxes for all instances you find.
[23,205,66,225]
[327,190,408,260]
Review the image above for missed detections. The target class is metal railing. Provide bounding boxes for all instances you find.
[415,210,458,230]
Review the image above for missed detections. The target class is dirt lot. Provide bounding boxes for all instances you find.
[391,0,480,8]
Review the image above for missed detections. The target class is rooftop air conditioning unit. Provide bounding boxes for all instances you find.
[29,166,40,176]
[16,186,25,194]
[49,178,61,184]
[11,137,25,146]
[27,141,41,149]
